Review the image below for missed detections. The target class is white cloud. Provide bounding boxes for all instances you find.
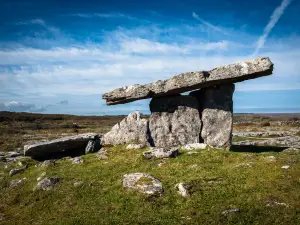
[0,101,47,112]
[253,0,292,55]
[192,12,231,36]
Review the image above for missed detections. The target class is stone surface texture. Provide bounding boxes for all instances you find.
[24,133,99,158]
[123,173,163,196]
[102,58,273,105]
[191,83,235,148]
[149,95,201,147]
[143,147,179,159]
[102,111,149,146]
[34,177,60,191]
[181,143,207,151]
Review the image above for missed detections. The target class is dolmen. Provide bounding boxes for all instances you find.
[102,57,273,149]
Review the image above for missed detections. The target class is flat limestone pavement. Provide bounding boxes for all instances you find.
[102,58,273,105]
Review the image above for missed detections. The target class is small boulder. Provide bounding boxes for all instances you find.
[181,143,207,151]
[143,147,179,159]
[34,177,60,191]
[221,208,240,215]
[7,151,22,158]
[126,144,145,150]
[74,181,84,187]
[9,166,27,177]
[281,165,290,169]
[10,178,26,188]
[175,183,189,197]
[123,173,163,196]
[38,159,56,168]
[71,157,83,164]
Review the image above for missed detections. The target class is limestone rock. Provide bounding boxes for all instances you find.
[9,166,27,177]
[175,183,189,197]
[10,178,26,188]
[34,177,60,191]
[149,95,201,147]
[221,208,240,215]
[37,172,47,181]
[126,144,146,149]
[143,147,179,159]
[38,159,56,168]
[24,133,99,159]
[71,157,83,164]
[191,83,235,149]
[102,111,149,146]
[181,143,207,151]
[123,173,163,196]
[102,57,273,105]
[85,136,101,154]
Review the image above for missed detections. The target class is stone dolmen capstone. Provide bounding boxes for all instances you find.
[102,57,273,105]
[102,58,274,149]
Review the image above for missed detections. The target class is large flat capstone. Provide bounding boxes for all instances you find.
[102,57,273,105]
[24,133,99,159]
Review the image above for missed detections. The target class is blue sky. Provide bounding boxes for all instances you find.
[0,0,299,115]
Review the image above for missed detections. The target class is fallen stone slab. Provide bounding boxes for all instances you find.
[102,57,273,105]
[24,133,99,159]
[123,173,163,196]
[143,147,179,159]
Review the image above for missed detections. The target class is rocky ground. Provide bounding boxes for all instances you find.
[0,112,300,224]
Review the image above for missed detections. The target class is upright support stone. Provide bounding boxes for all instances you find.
[190,84,235,149]
[102,111,149,146]
[149,95,201,147]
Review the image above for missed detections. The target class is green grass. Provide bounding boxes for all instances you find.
[1,146,300,225]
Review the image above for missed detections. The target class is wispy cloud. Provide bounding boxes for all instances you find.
[192,12,231,36]
[253,0,292,55]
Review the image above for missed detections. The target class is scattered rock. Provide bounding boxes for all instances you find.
[10,178,26,188]
[96,148,108,160]
[175,183,189,197]
[189,164,198,169]
[24,133,99,159]
[123,173,163,196]
[37,172,47,181]
[38,159,56,168]
[71,157,83,164]
[149,95,202,147]
[74,181,84,187]
[102,111,149,146]
[7,151,22,158]
[266,201,288,207]
[157,161,167,167]
[34,177,60,191]
[181,143,207,151]
[9,166,27,177]
[126,144,145,149]
[143,147,179,159]
[221,208,240,215]
[281,165,290,169]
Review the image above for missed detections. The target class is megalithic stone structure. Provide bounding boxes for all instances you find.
[102,57,273,105]
[101,57,274,149]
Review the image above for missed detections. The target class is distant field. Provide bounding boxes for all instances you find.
[0,111,299,152]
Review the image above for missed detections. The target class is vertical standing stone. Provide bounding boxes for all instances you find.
[149,95,202,147]
[190,84,235,149]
